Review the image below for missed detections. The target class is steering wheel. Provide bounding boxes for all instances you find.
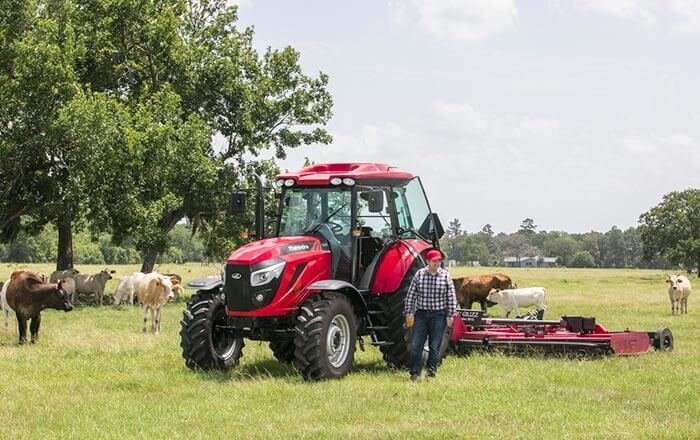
[327,221,343,233]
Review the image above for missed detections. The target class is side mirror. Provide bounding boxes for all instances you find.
[361,191,384,213]
[418,213,445,241]
[230,191,247,214]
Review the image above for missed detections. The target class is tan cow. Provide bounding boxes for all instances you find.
[137,272,174,333]
[452,273,516,312]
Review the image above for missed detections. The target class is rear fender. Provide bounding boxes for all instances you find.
[307,280,368,317]
[370,240,433,294]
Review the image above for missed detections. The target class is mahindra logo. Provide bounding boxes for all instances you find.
[231,273,242,280]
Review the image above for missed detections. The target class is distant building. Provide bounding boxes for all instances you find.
[503,256,558,268]
[446,259,457,268]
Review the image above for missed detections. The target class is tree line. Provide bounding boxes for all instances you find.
[0,0,332,272]
[441,189,700,272]
[0,224,207,265]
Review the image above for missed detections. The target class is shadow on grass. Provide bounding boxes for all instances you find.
[190,358,395,382]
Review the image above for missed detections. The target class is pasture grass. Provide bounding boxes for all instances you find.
[0,264,698,439]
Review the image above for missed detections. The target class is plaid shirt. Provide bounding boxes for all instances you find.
[404,267,457,316]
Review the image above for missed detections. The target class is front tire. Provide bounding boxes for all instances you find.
[293,292,357,380]
[180,293,244,370]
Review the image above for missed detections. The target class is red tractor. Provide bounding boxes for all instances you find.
[180,163,445,380]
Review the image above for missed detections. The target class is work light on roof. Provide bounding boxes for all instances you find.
[284,179,295,187]
[342,178,355,186]
[330,177,342,185]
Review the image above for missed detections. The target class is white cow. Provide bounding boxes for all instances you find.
[666,275,691,315]
[72,268,115,306]
[137,272,174,333]
[1,279,12,328]
[113,272,146,306]
[487,287,547,318]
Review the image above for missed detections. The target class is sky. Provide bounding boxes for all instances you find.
[232,0,700,234]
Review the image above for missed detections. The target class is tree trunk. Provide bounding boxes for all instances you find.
[140,252,157,274]
[56,218,74,271]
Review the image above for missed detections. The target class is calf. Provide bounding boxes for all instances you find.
[136,272,174,333]
[113,272,146,306]
[5,270,73,344]
[666,275,691,315]
[72,268,116,306]
[487,287,547,318]
[452,273,516,312]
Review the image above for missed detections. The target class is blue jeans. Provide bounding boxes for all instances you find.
[410,310,447,376]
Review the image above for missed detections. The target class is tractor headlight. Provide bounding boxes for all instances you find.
[342,178,355,186]
[330,177,342,185]
[250,260,286,287]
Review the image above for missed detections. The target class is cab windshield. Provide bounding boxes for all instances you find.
[278,187,352,239]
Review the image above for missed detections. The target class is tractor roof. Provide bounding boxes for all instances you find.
[276,163,414,186]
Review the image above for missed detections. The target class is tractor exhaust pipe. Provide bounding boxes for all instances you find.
[254,174,264,240]
[229,174,265,240]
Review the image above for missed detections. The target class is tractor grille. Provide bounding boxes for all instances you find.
[224,264,280,312]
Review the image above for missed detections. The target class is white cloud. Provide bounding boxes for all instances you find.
[668,0,700,34]
[389,0,518,44]
[431,100,560,140]
[574,0,657,28]
[574,0,700,33]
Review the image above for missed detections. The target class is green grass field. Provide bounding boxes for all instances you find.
[0,264,697,439]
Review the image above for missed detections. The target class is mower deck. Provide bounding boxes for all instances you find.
[450,309,673,356]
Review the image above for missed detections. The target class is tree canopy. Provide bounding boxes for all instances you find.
[0,0,333,271]
[639,189,700,275]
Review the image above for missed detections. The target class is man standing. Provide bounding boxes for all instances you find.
[404,249,457,381]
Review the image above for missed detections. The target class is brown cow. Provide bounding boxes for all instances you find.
[5,270,74,344]
[452,273,516,312]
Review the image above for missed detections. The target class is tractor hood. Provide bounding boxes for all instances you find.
[226,236,324,265]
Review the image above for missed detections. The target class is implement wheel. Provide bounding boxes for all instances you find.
[653,327,674,352]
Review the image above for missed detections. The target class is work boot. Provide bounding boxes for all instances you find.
[410,374,419,382]
[426,370,436,379]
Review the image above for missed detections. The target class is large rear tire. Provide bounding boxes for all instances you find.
[180,293,244,370]
[373,263,421,369]
[293,292,357,380]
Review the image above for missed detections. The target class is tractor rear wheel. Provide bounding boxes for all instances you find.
[269,339,296,364]
[374,263,421,369]
[180,293,244,370]
[293,292,357,380]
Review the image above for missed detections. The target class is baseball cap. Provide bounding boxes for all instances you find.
[425,250,443,261]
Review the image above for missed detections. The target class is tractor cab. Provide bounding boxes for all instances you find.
[274,163,444,287]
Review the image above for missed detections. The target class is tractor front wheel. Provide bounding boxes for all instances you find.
[293,292,357,380]
[180,293,244,370]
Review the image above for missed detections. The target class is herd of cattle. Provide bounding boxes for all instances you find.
[0,267,693,345]
[0,268,184,344]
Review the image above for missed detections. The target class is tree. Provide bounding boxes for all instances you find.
[518,218,537,236]
[445,218,462,239]
[0,0,333,272]
[0,0,85,269]
[481,224,493,236]
[569,250,596,268]
[543,235,579,266]
[601,226,627,268]
[639,189,700,275]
